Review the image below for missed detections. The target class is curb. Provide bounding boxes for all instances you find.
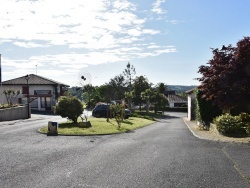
[183,118,250,144]
[37,122,155,137]
[183,118,204,140]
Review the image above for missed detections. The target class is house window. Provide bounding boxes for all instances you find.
[22,86,29,94]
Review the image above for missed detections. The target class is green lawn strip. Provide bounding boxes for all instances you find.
[132,110,168,121]
[39,117,155,135]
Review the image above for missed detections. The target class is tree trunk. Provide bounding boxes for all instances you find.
[146,99,149,114]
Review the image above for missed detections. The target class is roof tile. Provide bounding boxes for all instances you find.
[2,74,69,86]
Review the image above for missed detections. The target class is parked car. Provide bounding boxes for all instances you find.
[92,104,131,119]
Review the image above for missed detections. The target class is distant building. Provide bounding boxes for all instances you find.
[163,90,187,108]
[167,94,187,108]
[1,74,69,111]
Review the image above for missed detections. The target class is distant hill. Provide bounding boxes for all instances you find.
[167,85,197,94]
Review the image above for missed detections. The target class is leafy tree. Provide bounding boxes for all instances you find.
[54,96,83,123]
[232,37,250,113]
[68,87,82,99]
[95,84,114,122]
[123,62,136,92]
[110,103,125,128]
[125,91,134,110]
[108,74,126,100]
[82,84,96,108]
[151,93,168,113]
[197,45,235,112]
[141,88,155,113]
[132,76,150,111]
[151,83,168,113]
[157,82,166,93]
[197,37,250,113]
[96,84,113,103]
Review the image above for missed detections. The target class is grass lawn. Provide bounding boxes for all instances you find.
[39,116,155,135]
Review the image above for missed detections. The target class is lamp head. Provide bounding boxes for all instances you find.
[25,74,30,80]
[81,76,86,81]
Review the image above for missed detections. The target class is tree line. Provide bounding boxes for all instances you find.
[68,62,168,113]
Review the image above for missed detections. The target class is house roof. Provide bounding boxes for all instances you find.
[2,74,70,87]
[168,94,187,102]
[185,87,197,94]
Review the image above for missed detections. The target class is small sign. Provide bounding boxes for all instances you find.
[47,121,58,136]
[34,90,51,95]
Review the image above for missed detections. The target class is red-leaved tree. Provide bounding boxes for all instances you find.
[197,37,250,114]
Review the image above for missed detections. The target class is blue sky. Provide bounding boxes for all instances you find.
[1,0,250,87]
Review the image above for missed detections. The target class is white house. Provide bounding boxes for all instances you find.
[185,88,197,121]
[167,94,187,108]
[0,74,69,112]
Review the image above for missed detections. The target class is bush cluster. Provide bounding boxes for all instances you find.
[214,113,250,135]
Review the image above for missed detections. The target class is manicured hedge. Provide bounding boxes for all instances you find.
[214,113,250,136]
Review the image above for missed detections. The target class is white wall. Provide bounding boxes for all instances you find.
[187,92,196,120]
[0,85,56,111]
[0,106,29,121]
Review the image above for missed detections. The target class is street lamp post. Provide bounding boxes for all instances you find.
[81,76,86,101]
[25,74,30,118]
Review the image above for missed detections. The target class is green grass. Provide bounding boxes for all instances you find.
[39,117,155,135]
[131,110,167,120]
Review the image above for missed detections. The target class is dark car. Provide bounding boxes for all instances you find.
[92,104,131,119]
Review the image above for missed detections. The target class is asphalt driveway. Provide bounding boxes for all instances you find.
[0,112,249,188]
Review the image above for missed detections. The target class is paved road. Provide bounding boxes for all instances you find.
[0,112,249,188]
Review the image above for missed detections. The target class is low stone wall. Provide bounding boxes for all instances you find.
[0,106,29,122]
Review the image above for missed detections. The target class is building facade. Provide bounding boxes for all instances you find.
[0,74,69,111]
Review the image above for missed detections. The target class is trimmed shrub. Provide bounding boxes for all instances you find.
[239,113,250,134]
[214,113,247,135]
[54,96,83,123]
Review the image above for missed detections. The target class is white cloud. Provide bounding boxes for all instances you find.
[151,0,166,14]
[168,20,184,24]
[0,0,177,85]
[13,41,48,48]
[147,45,160,49]
[0,0,162,49]
[0,0,144,48]
[143,29,160,35]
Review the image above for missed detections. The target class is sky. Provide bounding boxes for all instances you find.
[1,0,250,87]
